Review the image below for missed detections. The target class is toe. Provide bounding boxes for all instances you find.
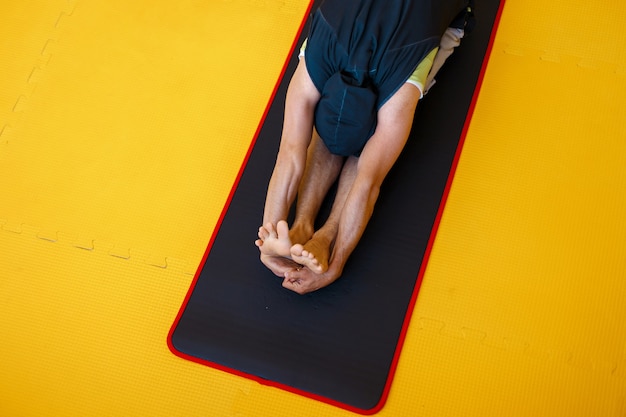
[276,220,290,238]
[265,223,277,238]
[290,243,304,257]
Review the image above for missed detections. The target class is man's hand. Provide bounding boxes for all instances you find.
[282,266,339,295]
[260,254,300,278]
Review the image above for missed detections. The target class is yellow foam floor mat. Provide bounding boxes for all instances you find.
[1,1,625,416]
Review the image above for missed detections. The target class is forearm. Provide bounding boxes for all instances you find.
[262,150,306,224]
[262,59,319,225]
[326,83,420,276]
[327,177,381,276]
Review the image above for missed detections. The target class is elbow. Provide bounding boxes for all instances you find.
[368,182,381,202]
[276,141,307,171]
[353,175,382,207]
[355,166,384,202]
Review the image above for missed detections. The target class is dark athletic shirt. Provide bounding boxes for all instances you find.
[305,0,471,156]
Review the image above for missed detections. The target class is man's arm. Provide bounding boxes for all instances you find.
[283,83,421,293]
[262,59,321,225]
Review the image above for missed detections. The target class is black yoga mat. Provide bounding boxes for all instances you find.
[169,0,504,413]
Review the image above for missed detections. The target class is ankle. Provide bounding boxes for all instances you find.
[289,221,314,245]
[311,228,335,246]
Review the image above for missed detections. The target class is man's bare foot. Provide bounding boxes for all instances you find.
[288,221,314,247]
[283,266,339,295]
[290,234,330,274]
[260,254,301,277]
[255,220,293,258]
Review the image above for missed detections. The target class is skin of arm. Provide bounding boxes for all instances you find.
[283,83,421,294]
[262,59,321,226]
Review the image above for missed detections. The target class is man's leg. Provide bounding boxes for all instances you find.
[423,27,464,95]
[291,155,357,273]
[289,130,345,245]
[256,130,344,256]
[283,82,421,294]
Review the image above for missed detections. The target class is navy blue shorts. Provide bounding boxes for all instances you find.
[303,1,470,156]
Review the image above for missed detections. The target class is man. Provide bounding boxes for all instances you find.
[256,0,473,294]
